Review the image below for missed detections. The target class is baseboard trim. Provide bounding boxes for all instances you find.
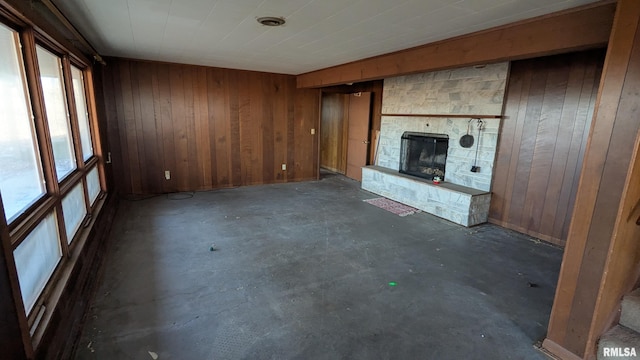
[541,338,583,360]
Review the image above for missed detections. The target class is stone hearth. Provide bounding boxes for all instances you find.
[362,166,491,226]
[362,63,508,226]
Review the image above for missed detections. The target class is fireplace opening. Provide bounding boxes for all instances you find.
[399,132,449,181]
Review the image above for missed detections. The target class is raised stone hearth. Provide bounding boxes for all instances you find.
[362,166,491,227]
[362,63,508,226]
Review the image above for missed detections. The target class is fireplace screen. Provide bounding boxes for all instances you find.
[399,132,449,181]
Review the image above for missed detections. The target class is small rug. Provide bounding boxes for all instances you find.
[363,197,420,217]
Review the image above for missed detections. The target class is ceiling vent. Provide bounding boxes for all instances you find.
[257,16,285,27]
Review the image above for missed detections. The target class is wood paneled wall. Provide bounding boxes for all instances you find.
[544,1,640,358]
[489,49,605,246]
[102,58,320,194]
[320,93,349,173]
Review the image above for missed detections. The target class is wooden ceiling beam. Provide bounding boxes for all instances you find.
[297,1,616,88]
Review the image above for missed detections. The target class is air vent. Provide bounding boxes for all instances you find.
[257,16,285,26]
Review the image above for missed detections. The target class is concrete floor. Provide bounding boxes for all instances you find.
[75,173,562,360]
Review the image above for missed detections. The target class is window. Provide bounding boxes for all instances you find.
[0,9,106,351]
[13,212,62,313]
[71,66,93,161]
[61,183,86,243]
[37,45,76,181]
[0,4,105,357]
[0,24,46,222]
[0,6,113,358]
[86,166,101,205]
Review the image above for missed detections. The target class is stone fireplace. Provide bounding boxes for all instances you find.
[399,132,448,181]
[361,62,509,226]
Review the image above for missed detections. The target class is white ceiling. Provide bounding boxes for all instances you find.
[54,0,601,75]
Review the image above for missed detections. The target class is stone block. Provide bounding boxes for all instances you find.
[379,64,508,192]
[361,166,491,227]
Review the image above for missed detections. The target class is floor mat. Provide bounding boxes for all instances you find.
[363,197,420,217]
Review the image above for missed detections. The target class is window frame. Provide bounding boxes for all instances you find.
[0,23,48,228]
[70,62,95,162]
[0,6,107,354]
[35,40,79,183]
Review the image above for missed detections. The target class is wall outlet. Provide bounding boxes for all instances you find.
[164,170,171,180]
[281,164,286,171]
[311,128,316,135]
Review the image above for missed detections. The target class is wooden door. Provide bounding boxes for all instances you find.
[346,92,371,181]
[320,93,349,173]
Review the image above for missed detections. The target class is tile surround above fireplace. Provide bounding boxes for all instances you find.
[377,62,508,192]
[379,116,499,191]
[362,62,509,226]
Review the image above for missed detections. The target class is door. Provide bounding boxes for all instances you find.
[320,93,349,173]
[346,92,371,181]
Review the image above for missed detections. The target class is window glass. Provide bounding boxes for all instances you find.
[13,212,62,313]
[86,166,100,205]
[0,24,46,222]
[71,66,93,160]
[36,46,76,180]
[62,183,86,243]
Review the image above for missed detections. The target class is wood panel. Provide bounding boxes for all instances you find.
[543,0,640,358]
[293,88,320,181]
[0,0,92,63]
[320,93,349,173]
[297,2,615,88]
[586,126,640,358]
[102,58,320,194]
[489,49,605,246]
[346,92,372,181]
[320,81,383,165]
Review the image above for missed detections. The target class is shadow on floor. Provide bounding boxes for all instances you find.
[75,174,562,360]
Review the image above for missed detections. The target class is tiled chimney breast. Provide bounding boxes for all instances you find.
[378,63,508,191]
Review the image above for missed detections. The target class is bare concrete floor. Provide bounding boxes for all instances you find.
[75,173,562,360]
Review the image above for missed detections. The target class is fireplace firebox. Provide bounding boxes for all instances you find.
[399,132,449,181]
